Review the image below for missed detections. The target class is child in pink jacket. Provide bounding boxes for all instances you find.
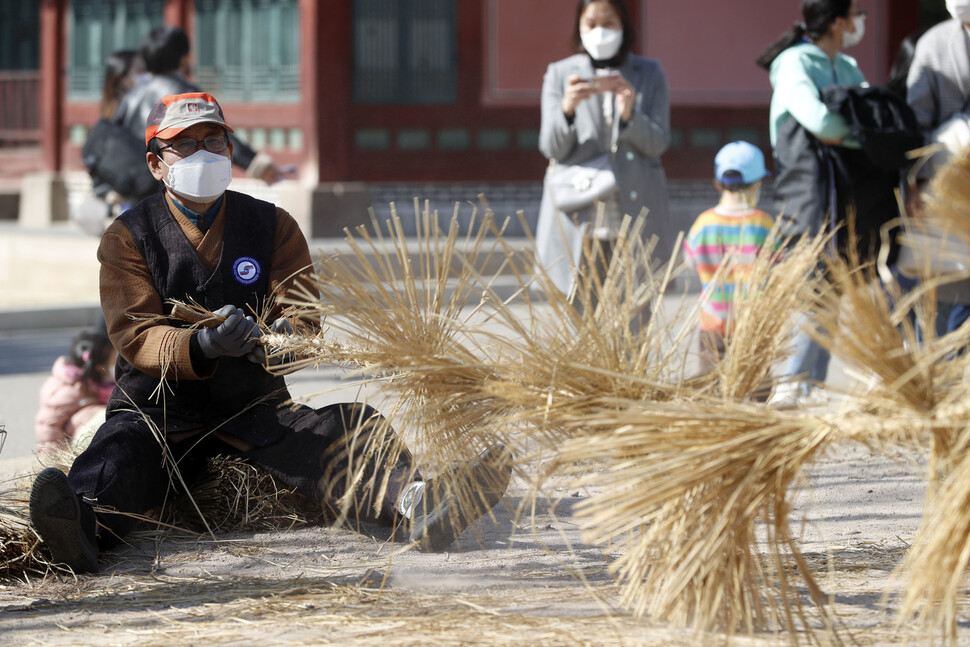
[35,330,116,455]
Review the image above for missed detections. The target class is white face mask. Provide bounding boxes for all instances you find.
[841,15,865,49]
[947,0,970,22]
[581,27,623,61]
[160,149,232,202]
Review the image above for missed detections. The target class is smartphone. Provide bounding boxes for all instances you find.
[581,72,622,89]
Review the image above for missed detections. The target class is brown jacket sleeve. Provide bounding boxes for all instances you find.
[98,197,315,380]
[264,207,317,324]
[99,215,203,380]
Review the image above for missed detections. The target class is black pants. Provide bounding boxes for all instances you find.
[67,402,417,549]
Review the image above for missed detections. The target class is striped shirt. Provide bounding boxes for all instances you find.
[683,205,776,335]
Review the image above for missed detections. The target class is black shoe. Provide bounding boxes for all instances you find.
[29,467,99,573]
[409,444,513,552]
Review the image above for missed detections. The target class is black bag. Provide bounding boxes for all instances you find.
[822,85,923,171]
[774,86,911,267]
[81,118,159,203]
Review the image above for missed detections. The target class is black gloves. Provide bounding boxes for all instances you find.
[196,305,260,359]
[246,317,295,367]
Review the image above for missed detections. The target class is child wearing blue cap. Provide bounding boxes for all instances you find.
[683,141,776,370]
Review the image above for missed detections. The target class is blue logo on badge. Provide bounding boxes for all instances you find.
[233,256,261,285]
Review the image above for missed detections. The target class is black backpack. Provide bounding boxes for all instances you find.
[822,85,923,171]
[81,118,160,203]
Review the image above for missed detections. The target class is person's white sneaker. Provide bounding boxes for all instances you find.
[767,382,802,409]
[799,387,832,408]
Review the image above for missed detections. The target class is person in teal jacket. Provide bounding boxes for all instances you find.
[767,32,865,149]
[755,0,868,408]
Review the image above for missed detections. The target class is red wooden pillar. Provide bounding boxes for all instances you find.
[163,0,192,29]
[38,0,65,172]
[299,0,322,182]
[312,0,352,182]
[885,0,919,69]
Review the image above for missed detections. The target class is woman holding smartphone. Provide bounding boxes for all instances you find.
[535,0,671,297]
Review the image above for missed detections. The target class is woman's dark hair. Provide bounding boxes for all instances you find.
[571,0,636,64]
[755,0,852,70]
[886,31,923,99]
[140,25,190,75]
[68,330,114,383]
[100,49,140,119]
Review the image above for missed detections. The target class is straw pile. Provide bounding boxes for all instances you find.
[259,203,843,640]
[0,471,52,579]
[264,189,970,643]
[0,446,324,580]
[524,234,845,637]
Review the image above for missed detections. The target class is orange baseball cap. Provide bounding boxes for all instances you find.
[144,92,233,146]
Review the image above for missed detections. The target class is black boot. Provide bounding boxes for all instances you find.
[29,467,100,573]
[408,444,513,552]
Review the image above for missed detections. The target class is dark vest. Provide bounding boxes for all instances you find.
[108,191,290,439]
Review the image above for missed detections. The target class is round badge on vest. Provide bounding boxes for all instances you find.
[233,256,262,285]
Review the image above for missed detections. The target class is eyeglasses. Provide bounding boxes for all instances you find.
[849,8,867,18]
[157,134,230,157]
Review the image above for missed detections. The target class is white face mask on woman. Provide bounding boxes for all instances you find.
[841,15,866,49]
[947,0,970,23]
[581,27,623,61]
[160,149,233,202]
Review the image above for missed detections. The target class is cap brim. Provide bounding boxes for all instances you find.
[153,118,233,141]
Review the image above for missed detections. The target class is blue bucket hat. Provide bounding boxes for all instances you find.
[714,141,770,185]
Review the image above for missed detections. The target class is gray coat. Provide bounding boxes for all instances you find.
[535,54,671,294]
[905,19,970,304]
[906,19,970,131]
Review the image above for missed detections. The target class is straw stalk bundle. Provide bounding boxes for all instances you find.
[549,399,837,638]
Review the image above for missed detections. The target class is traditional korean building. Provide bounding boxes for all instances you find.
[0,0,932,236]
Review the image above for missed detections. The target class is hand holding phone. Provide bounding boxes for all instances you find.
[582,72,623,93]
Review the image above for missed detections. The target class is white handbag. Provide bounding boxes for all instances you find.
[545,153,617,214]
[70,191,112,237]
[916,98,970,181]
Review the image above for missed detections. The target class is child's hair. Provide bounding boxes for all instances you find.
[718,170,755,193]
[68,330,114,383]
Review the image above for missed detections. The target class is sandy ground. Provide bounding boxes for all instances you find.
[0,436,959,647]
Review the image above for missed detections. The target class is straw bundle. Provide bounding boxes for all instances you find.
[167,455,327,533]
[548,399,837,637]
[271,203,551,529]
[841,148,970,644]
[289,203,516,456]
[924,147,970,246]
[895,427,970,646]
[0,473,53,579]
[484,217,697,431]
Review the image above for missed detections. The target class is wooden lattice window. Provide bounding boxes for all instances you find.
[194,0,301,103]
[68,0,164,100]
[353,0,457,105]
